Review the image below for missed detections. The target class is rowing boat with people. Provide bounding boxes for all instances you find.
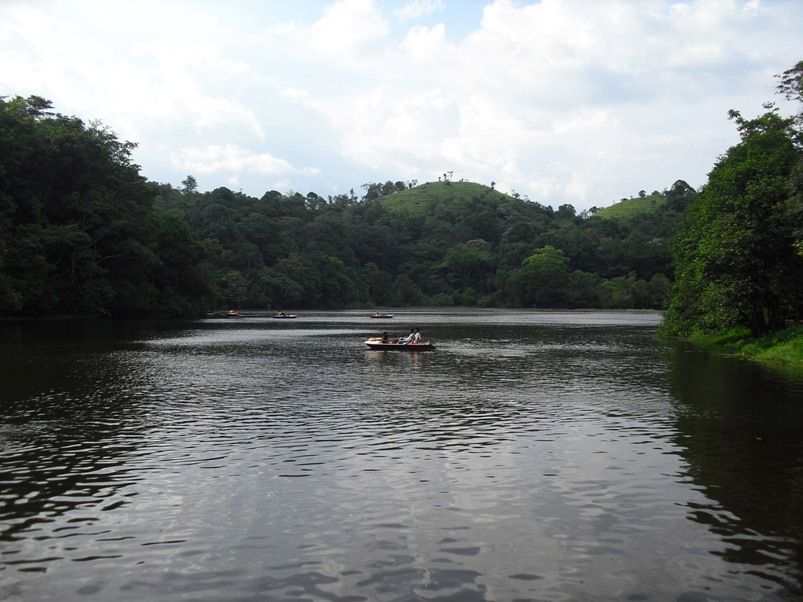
[364,337,435,351]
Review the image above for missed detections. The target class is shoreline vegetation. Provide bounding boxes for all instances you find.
[686,325,803,370]
[659,61,803,375]
[2,63,801,360]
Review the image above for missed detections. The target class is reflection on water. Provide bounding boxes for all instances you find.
[0,311,801,601]
[669,342,803,595]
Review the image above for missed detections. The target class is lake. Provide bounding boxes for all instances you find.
[1,310,802,601]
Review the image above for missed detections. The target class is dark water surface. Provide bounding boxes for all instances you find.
[1,310,802,601]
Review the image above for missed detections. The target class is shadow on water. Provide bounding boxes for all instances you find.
[0,321,161,547]
[667,339,803,596]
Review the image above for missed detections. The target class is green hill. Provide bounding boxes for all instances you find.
[375,180,519,215]
[594,181,696,220]
[595,193,668,220]
[380,181,677,223]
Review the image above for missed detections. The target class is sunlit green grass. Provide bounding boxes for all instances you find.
[689,325,803,368]
[595,193,667,219]
[742,326,803,365]
[377,181,514,214]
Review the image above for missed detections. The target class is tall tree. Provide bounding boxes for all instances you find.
[0,96,215,317]
[181,175,199,194]
[664,64,803,336]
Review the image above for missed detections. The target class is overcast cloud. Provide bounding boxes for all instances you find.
[2,0,801,210]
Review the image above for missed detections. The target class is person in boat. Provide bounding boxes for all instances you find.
[412,328,421,344]
[381,331,389,343]
[398,328,414,344]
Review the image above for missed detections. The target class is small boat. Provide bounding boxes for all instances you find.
[272,312,297,319]
[370,311,394,319]
[226,309,240,317]
[365,338,435,351]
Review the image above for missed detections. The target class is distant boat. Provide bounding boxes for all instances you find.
[272,312,297,319]
[370,311,394,318]
[226,310,240,317]
[364,338,435,351]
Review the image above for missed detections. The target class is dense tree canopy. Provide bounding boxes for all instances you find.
[663,61,803,336]
[1,94,691,318]
[0,95,214,317]
[6,64,801,326]
[155,179,683,312]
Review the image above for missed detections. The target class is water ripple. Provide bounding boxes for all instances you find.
[1,313,801,601]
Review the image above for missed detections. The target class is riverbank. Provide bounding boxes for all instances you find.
[689,325,803,368]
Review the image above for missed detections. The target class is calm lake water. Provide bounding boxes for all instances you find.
[1,310,802,601]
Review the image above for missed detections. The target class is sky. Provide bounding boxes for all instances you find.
[1,0,801,211]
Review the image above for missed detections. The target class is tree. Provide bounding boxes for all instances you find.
[435,239,495,298]
[664,70,803,336]
[775,60,803,257]
[0,96,215,317]
[665,179,696,212]
[505,246,571,307]
[181,175,198,194]
[219,270,247,308]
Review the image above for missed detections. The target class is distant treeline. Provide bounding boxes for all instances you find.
[155,178,693,312]
[0,94,692,318]
[4,62,800,340]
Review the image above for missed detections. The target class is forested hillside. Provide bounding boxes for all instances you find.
[154,177,692,312]
[1,94,692,318]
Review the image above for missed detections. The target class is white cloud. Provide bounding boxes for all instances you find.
[171,144,319,177]
[401,23,449,62]
[393,0,444,21]
[280,88,324,112]
[309,0,390,55]
[1,0,801,208]
[552,109,619,134]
